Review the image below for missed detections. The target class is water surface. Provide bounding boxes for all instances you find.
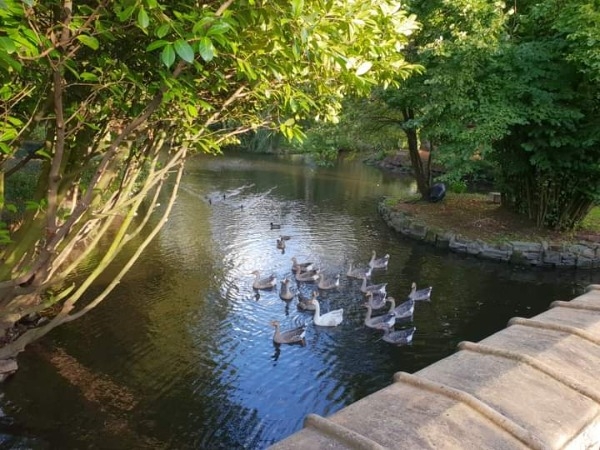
[1,152,598,449]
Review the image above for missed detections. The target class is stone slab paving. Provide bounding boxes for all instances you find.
[269,286,600,449]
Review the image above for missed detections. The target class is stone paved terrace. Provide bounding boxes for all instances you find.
[269,285,600,450]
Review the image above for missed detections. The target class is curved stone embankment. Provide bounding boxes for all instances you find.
[270,285,600,450]
[378,201,600,269]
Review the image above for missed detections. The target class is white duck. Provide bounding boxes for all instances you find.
[381,326,416,346]
[409,282,433,301]
[360,276,387,295]
[317,273,340,290]
[279,278,295,301]
[346,261,372,279]
[363,304,396,330]
[251,270,277,290]
[309,298,343,327]
[369,251,390,269]
[385,296,415,321]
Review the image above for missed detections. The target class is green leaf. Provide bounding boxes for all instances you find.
[76,35,99,50]
[0,36,16,54]
[156,24,170,38]
[35,149,52,159]
[174,39,194,63]
[161,44,175,68]
[80,72,98,81]
[146,39,168,51]
[207,22,231,36]
[197,37,214,62]
[291,0,304,17]
[137,8,149,29]
[186,104,198,118]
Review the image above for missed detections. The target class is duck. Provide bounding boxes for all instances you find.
[385,296,415,321]
[276,237,286,250]
[270,320,306,345]
[381,326,416,346]
[363,304,396,330]
[409,282,433,301]
[366,290,388,309]
[346,261,372,279]
[291,257,314,273]
[360,276,387,295]
[294,266,319,282]
[270,222,282,229]
[309,297,343,327]
[369,251,390,269]
[279,278,295,301]
[317,273,340,290]
[298,290,318,311]
[251,270,277,290]
[279,235,292,241]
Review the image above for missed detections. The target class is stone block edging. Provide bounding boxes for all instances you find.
[378,201,600,269]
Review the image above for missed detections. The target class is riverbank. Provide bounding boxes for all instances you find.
[379,193,600,269]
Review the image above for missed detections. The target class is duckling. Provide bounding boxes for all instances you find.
[279,278,295,301]
[294,266,319,282]
[369,251,390,269]
[251,270,277,290]
[385,296,415,321]
[360,276,387,295]
[365,290,388,310]
[298,290,318,311]
[346,261,372,279]
[291,257,314,273]
[309,298,343,327]
[409,282,433,301]
[381,326,416,346]
[270,222,282,229]
[317,273,340,290]
[363,304,396,330]
[270,320,306,345]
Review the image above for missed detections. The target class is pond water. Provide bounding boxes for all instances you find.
[1,152,599,449]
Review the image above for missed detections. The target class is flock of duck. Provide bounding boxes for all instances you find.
[251,231,433,348]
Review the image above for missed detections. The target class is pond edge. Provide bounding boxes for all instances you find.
[378,200,600,269]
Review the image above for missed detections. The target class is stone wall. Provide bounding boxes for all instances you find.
[378,202,600,269]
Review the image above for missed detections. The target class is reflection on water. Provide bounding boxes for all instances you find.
[2,152,599,449]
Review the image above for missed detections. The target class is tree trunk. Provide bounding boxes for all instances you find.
[402,107,430,198]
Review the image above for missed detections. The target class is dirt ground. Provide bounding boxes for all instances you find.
[392,194,600,244]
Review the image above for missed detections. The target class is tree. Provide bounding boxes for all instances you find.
[0,0,419,377]
[372,0,509,198]
[489,0,600,229]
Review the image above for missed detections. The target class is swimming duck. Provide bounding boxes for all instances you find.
[298,290,318,311]
[346,261,372,279]
[369,251,390,269]
[381,326,416,346]
[363,304,396,330]
[276,237,286,250]
[360,276,387,295]
[385,296,415,321]
[291,257,314,273]
[251,270,277,290]
[270,320,306,345]
[279,278,295,301]
[280,235,292,241]
[366,290,388,310]
[270,222,282,229]
[317,273,340,290]
[294,266,319,282]
[409,282,433,301]
[309,298,343,327]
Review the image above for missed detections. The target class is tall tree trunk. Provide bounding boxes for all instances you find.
[402,107,430,198]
